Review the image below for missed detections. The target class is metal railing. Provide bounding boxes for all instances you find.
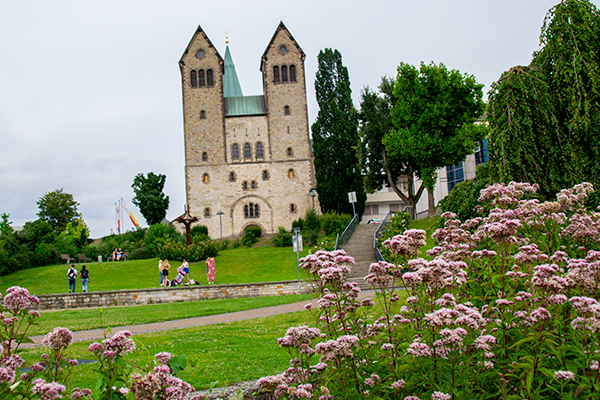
[374,211,394,262]
[335,214,360,250]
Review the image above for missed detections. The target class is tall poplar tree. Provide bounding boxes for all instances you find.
[131,172,170,225]
[312,49,366,217]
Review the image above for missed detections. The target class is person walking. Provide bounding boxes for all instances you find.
[67,265,78,293]
[206,257,216,284]
[80,265,90,292]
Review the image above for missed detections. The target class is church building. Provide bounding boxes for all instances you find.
[179,22,317,238]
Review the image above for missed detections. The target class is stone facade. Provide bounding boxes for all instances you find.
[179,23,316,238]
[35,281,311,310]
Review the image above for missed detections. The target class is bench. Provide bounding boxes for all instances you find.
[60,254,76,264]
[78,254,91,263]
[108,251,129,262]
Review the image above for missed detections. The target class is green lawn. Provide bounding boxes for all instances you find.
[27,294,312,336]
[0,246,310,296]
[18,311,313,391]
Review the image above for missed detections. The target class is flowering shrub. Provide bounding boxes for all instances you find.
[259,182,600,399]
[0,286,204,400]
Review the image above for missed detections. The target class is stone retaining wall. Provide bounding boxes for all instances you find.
[35,281,310,310]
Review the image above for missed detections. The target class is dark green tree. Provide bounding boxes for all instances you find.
[311,48,366,217]
[382,62,485,218]
[36,189,81,232]
[359,77,398,194]
[488,0,600,197]
[131,172,170,225]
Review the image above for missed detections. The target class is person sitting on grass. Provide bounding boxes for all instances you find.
[181,259,191,285]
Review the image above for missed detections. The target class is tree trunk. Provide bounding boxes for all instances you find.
[427,188,436,218]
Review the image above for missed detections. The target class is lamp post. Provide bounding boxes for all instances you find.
[310,189,316,210]
[216,211,224,239]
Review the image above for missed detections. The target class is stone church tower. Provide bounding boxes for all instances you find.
[179,22,317,238]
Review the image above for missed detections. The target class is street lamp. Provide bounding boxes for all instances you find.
[309,189,316,209]
[216,211,224,239]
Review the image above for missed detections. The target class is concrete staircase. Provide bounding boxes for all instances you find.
[341,223,378,290]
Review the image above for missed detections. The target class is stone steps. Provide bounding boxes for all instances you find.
[340,224,378,290]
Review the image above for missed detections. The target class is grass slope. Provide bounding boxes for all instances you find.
[0,246,309,295]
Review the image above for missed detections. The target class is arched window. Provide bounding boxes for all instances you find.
[256,142,264,159]
[229,171,236,182]
[273,66,280,83]
[232,144,239,160]
[198,70,206,87]
[207,69,214,87]
[204,208,211,217]
[287,147,293,157]
[203,173,209,183]
[290,204,296,213]
[281,66,288,82]
[242,181,248,190]
[290,65,296,82]
[190,70,198,88]
[262,170,269,180]
[202,152,208,161]
[251,180,257,189]
[245,203,260,218]
[200,110,206,119]
[284,105,290,115]
[244,143,252,159]
[288,169,294,178]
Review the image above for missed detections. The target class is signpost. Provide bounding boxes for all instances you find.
[293,228,303,291]
[348,191,357,217]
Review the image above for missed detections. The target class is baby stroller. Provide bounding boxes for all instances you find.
[170,268,186,287]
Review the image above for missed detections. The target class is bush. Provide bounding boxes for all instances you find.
[438,163,493,221]
[128,246,153,260]
[242,231,260,247]
[245,226,262,238]
[292,217,304,230]
[304,208,320,231]
[320,212,352,235]
[157,238,218,262]
[191,225,209,237]
[271,227,293,247]
[144,223,183,256]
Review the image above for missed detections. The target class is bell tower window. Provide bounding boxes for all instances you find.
[198,70,205,87]
[281,65,288,83]
[273,66,280,83]
[190,70,197,88]
[207,69,214,87]
[290,65,296,82]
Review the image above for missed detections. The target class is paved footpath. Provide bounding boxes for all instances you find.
[27,290,375,345]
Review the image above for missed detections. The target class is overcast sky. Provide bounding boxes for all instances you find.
[1,0,591,238]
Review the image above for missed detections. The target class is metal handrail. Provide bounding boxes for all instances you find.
[373,211,394,261]
[335,214,359,250]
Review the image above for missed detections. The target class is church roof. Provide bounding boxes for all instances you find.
[223,45,244,98]
[225,95,266,117]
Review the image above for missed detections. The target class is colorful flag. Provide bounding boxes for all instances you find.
[121,198,141,229]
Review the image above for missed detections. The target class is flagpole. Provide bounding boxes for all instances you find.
[115,202,118,234]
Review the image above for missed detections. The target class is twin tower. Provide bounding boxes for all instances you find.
[179,22,316,238]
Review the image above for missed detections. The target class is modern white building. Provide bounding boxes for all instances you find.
[362,141,488,222]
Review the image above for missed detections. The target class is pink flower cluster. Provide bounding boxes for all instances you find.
[42,327,73,350]
[278,326,322,348]
[31,378,66,400]
[2,286,39,312]
[382,229,427,258]
[315,335,359,362]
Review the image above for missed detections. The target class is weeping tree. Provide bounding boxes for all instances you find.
[488,0,600,198]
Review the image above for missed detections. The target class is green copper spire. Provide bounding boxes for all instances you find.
[223,46,243,98]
